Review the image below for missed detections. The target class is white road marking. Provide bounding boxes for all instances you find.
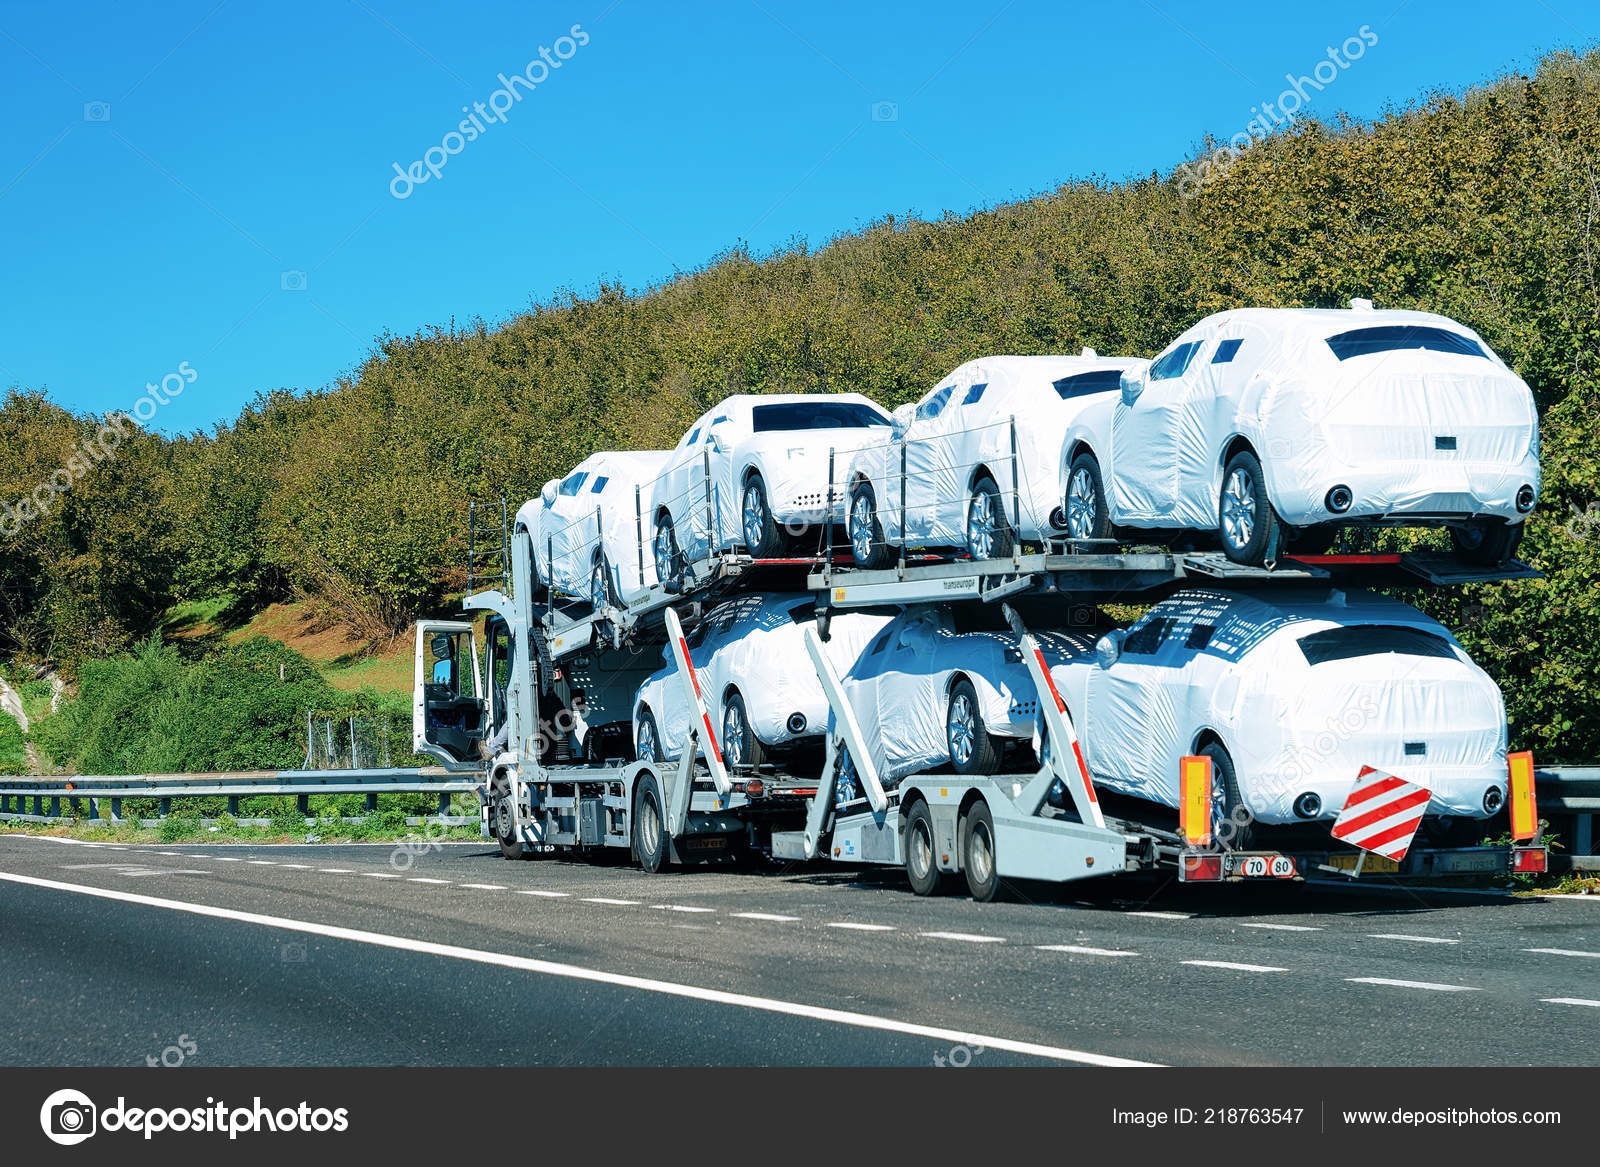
[1036,944,1139,957]
[1183,960,1287,973]
[0,871,1159,1067]
[461,883,506,891]
[213,857,242,862]
[363,873,402,879]
[1542,997,1600,1008]
[1368,933,1459,944]
[246,861,277,866]
[1524,947,1600,959]
[1125,911,1190,920]
[279,864,313,870]
[582,897,639,906]
[920,931,1005,944]
[1240,923,1321,932]
[655,905,715,913]
[408,878,451,885]
[733,912,798,922]
[156,852,182,856]
[318,868,354,874]
[828,922,895,932]
[518,890,569,898]
[1347,977,1478,992]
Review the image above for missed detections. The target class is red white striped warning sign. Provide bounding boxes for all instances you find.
[1330,767,1433,861]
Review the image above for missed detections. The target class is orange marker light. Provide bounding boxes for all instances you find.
[1508,751,1538,843]
[1180,755,1213,848]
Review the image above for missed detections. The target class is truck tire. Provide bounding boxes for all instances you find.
[632,773,671,874]
[490,776,526,861]
[960,800,1002,902]
[848,480,896,569]
[903,800,943,896]
[965,475,1014,561]
[720,689,766,767]
[947,678,1003,775]
[1450,519,1523,565]
[741,474,786,558]
[1218,450,1281,567]
[1065,453,1111,541]
[1201,741,1254,851]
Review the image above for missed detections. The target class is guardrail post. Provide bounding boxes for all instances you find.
[227,796,239,816]
[32,795,43,815]
[50,796,60,817]
[110,797,121,821]
[297,794,310,818]
[438,792,450,817]
[366,792,378,814]
[159,797,170,817]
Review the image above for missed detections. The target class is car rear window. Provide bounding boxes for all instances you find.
[1052,369,1124,400]
[751,401,891,432]
[1296,625,1458,665]
[1324,325,1488,362]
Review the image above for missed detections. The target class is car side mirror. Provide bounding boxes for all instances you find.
[1095,629,1126,669]
[540,480,558,506]
[890,402,916,439]
[1119,369,1146,407]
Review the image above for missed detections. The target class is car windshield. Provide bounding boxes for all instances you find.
[1052,369,1124,400]
[1148,341,1202,381]
[1296,624,1458,666]
[1324,325,1489,362]
[751,401,891,432]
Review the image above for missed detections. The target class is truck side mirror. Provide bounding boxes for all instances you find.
[1095,629,1126,669]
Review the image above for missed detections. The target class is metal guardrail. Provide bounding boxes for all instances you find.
[0,766,480,822]
[1536,766,1600,812]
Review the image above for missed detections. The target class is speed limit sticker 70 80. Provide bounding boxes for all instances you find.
[1240,855,1296,878]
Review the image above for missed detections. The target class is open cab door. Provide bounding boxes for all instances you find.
[413,621,485,766]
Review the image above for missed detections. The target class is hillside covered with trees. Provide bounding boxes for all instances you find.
[4,49,1600,761]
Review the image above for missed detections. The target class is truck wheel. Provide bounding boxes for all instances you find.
[1218,451,1281,566]
[741,474,786,558]
[1200,742,1254,851]
[848,480,896,569]
[903,800,944,896]
[960,801,1002,902]
[633,773,671,874]
[1065,453,1111,541]
[965,476,1014,561]
[635,709,661,763]
[947,678,1003,775]
[1450,519,1523,565]
[490,776,525,861]
[720,689,767,767]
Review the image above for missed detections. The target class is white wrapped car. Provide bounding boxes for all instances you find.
[1063,302,1540,565]
[830,605,1100,789]
[1050,587,1509,844]
[631,592,891,765]
[515,450,672,608]
[647,394,892,584]
[842,353,1146,567]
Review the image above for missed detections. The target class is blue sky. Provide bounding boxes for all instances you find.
[1,0,1594,433]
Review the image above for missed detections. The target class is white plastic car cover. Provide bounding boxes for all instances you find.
[517,449,672,602]
[633,593,891,761]
[843,354,1145,550]
[1052,587,1508,826]
[646,393,892,565]
[1093,304,1540,531]
[830,608,1099,785]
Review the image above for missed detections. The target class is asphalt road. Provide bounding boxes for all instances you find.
[1,833,1596,1067]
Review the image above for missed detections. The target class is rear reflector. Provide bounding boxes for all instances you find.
[1180,755,1213,847]
[1508,751,1539,843]
[1511,846,1548,874]
[1180,852,1223,882]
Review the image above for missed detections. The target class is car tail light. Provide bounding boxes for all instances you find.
[1511,846,1547,874]
[1181,852,1223,882]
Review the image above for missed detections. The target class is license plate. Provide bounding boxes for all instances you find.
[1329,852,1400,874]
[681,835,727,852]
[1239,855,1297,878]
